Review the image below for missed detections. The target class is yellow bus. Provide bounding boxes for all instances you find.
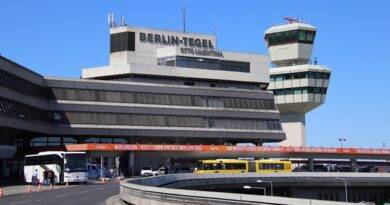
[194,159,292,174]
[194,159,249,174]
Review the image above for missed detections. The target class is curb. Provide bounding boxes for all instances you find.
[106,194,128,205]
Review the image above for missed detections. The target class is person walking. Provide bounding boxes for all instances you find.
[32,169,38,186]
[50,170,55,186]
[46,171,52,186]
[109,168,114,180]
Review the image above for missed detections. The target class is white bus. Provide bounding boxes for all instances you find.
[24,151,88,184]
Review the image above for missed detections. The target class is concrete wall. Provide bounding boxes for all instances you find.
[279,113,306,147]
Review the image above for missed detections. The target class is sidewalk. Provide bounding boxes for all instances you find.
[0,180,113,197]
[0,184,72,197]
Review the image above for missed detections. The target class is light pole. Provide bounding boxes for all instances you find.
[338,138,346,148]
[336,178,348,202]
[243,185,266,196]
[257,180,273,196]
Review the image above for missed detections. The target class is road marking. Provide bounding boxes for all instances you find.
[53,194,68,198]
[78,190,89,194]
[36,199,43,202]
[10,200,31,205]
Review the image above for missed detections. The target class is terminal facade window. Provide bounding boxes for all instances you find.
[0,69,48,99]
[265,29,316,47]
[109,75,264,90]
[29,137,77,147]
[270,71,330,82]
[50,88,277,110]
[158,56,250,73]
[85,137,127,143]
[0,97,51,123]
[110,32,135,52]
[55,111,282,131]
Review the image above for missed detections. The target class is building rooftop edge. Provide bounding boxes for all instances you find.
[110,25,216,38]
[265,22,316,34]
[44,76,275,94]
[269,64,331,74]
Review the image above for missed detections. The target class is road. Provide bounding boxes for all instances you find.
[0,181,119,205]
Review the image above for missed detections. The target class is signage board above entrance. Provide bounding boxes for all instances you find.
[65,143,390,156]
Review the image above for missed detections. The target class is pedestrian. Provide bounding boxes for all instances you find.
[32,169,38,186]
[46,171,52,186]
[109,168,114,179]
[50,170,55,186]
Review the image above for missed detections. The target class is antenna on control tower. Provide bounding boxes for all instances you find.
[108,12,115,28]
[283,17,300,24]
[181,1,186,32]
[213,20,218,49]
[121,16,126,26]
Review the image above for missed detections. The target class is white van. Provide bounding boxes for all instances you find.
[87,164,108,180]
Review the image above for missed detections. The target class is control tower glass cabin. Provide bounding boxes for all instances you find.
[265,20,331,147]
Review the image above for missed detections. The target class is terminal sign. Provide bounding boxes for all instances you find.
[140,32,214,49]
[180,47,224,58]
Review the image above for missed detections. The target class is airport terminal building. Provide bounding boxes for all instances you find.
[0,24,287,177]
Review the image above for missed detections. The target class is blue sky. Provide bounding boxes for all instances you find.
[1,1,389,148]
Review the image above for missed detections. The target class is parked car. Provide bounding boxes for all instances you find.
[293,165,308,172]
[151,167,166,176]
[336,165,352,172]
[140,167,153,176]
[358,166,378,173]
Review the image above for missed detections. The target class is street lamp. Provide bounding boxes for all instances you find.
[338,138,346,148]
[336,178,348,202]
[242,185,266,196]
[257,180,273,196]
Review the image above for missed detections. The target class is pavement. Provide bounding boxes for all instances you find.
[0,184,77,197]
[0,181,119,205]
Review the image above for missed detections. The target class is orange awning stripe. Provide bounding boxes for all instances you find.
[65,143,390,155]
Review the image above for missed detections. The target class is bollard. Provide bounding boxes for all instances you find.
[0,188,3,197]
[66,181,69,188]
[38,184,42,191]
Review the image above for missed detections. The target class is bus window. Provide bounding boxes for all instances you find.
[275,164,285,170]
[225,163,246,170]
[65,154,86,172]
[25,155,62,166]
[221,163,226,170]
[259,163,285,170]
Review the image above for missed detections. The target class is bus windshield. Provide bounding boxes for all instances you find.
[65,154,86,172]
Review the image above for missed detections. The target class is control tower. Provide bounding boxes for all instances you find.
[265,18,331,147]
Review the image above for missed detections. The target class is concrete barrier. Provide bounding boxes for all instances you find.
[106,195,127,205]
[115,172,390,204]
